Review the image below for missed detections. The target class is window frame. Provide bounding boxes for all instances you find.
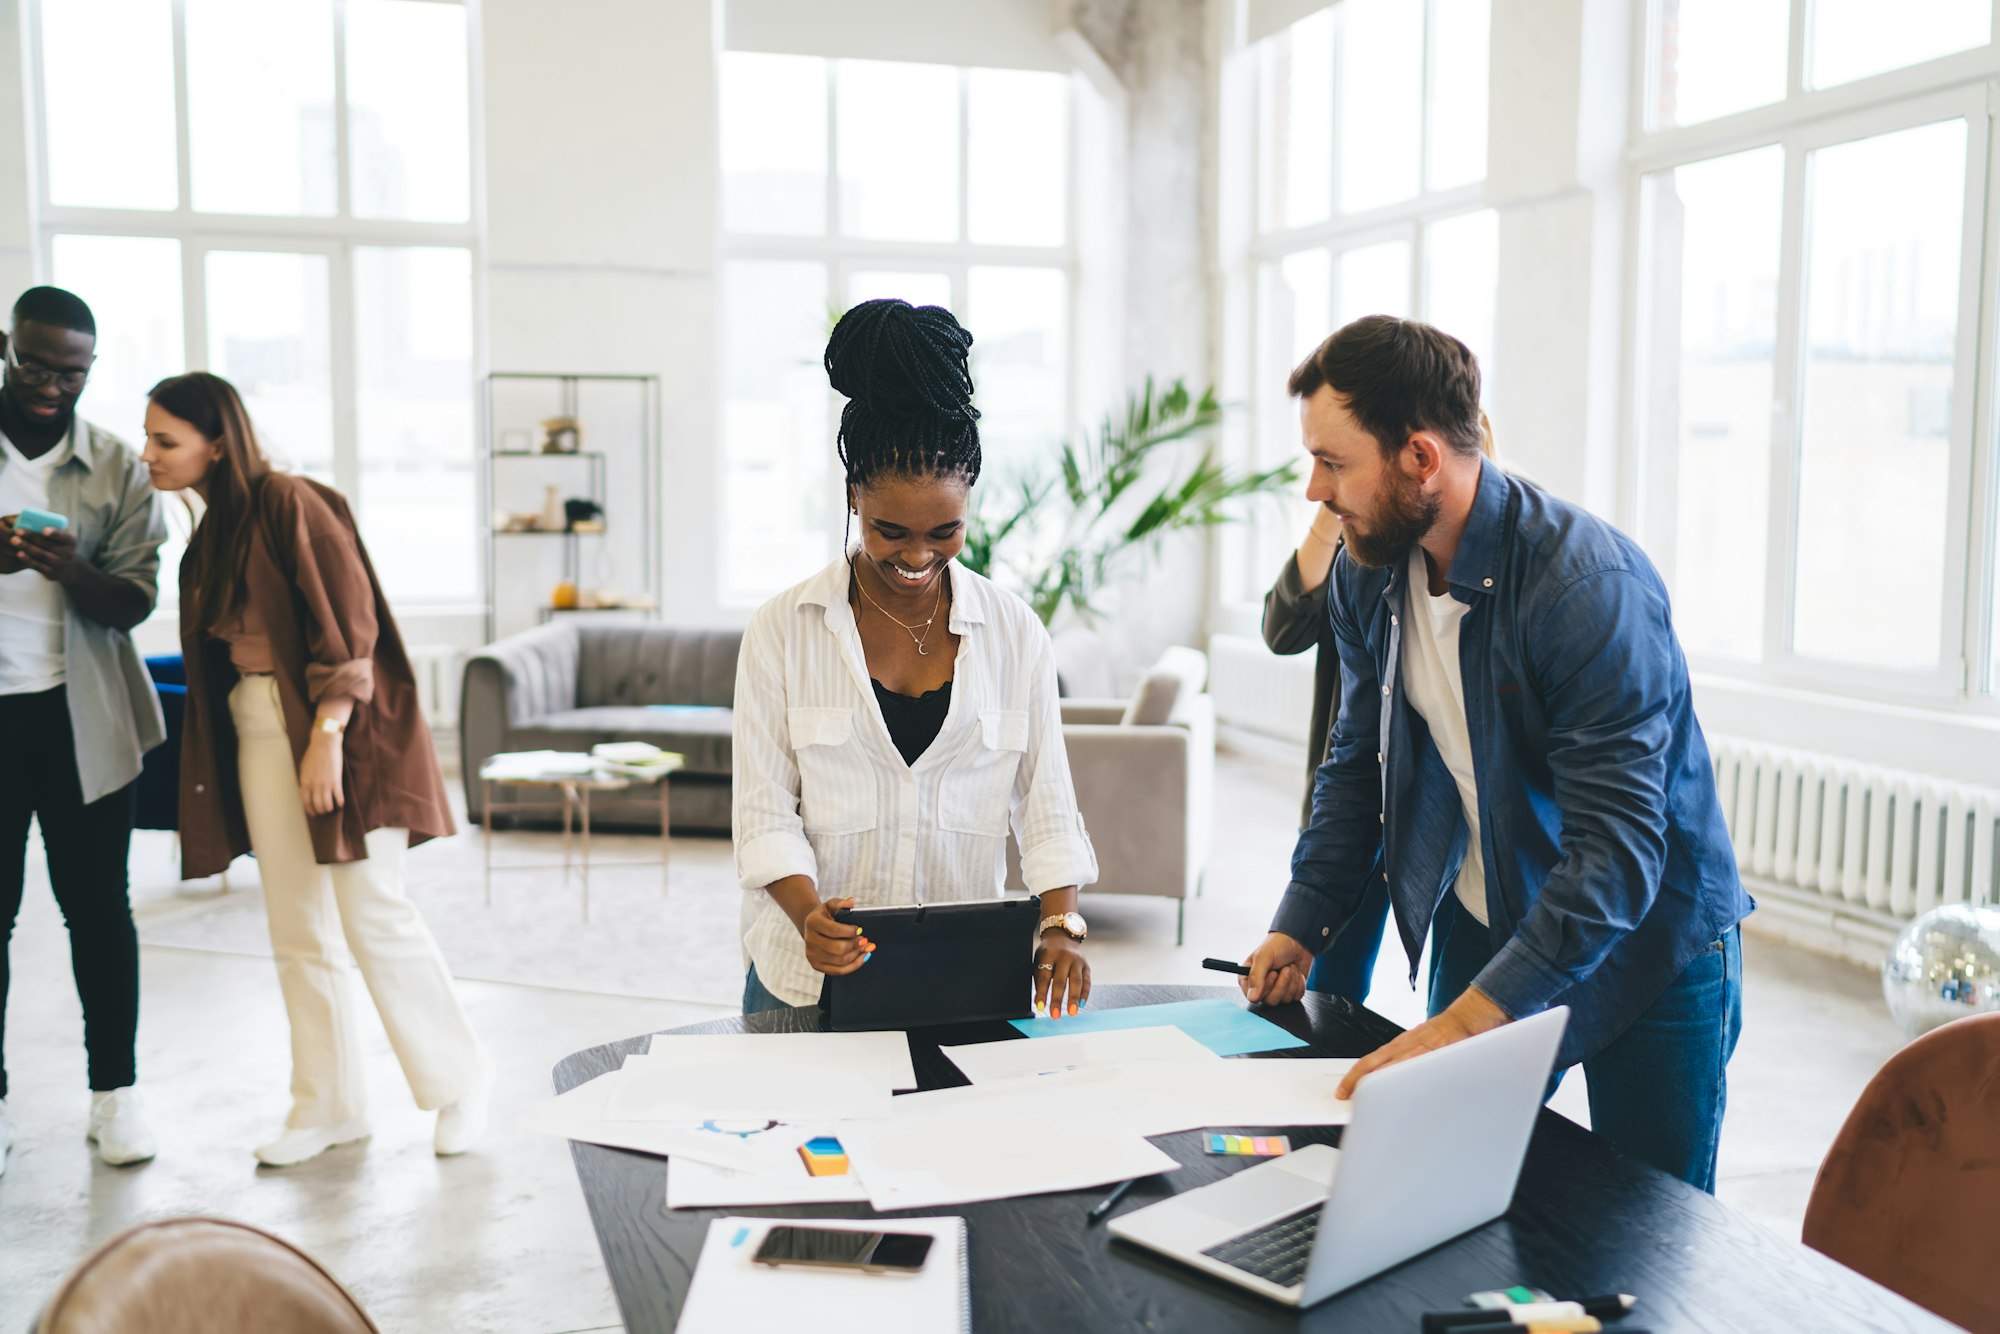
[1218,0,1494,619]
[1625,0,2000,707]
[23,0,486,611]
[713,54,1081,610]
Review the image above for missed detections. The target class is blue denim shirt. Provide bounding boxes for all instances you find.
[1270,460,1751,1065]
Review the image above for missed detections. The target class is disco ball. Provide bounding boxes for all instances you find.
[1882,903,2000,1040]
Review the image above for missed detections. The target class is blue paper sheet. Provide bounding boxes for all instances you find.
[1008,998,1308,1057]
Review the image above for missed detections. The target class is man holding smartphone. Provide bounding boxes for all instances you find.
[0,286,167,1173]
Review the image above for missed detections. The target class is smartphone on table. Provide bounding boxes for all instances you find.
[752,1226,934,1274]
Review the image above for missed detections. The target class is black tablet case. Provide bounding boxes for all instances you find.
[817,896,1042,1031]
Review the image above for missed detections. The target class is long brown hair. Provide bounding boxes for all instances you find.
[147,371,272,630]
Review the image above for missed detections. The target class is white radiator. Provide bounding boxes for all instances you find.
[1209,633,1318,743]
[407,644,464,734]
[1709,736,2000,962]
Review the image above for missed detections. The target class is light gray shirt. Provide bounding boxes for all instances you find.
[0,416,167,802]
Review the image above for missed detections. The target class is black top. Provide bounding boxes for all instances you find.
[872,678,951,766]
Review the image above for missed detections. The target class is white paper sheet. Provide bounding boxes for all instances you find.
[518,1072,757,1170]
[888,1057,1356,1137]
[643,1029,918,1088]
[838,1116,1182,1211]
[604,1031,917,1123]
[667,1125,871,1209]
[938,1025,1217,1084]
[676,1216,967,1334]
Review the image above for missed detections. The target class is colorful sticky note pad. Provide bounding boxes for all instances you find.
[1205,1133,1290,1157]
[798,1137,850,1177]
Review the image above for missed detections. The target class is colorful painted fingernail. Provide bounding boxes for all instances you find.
[1068,1002,1078,1016]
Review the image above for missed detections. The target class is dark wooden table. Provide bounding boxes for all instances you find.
[553,983,1953,1333]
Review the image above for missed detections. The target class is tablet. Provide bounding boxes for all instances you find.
[818,896,1042,1031]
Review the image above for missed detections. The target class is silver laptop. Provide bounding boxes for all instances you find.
[1108,1006,1568,1307]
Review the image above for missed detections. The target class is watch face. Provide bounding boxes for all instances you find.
[1064,911,1087,940]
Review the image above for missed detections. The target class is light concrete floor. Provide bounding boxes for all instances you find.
[0,744,1902,1331]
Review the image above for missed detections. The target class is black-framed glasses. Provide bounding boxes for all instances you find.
[4,341,90,393]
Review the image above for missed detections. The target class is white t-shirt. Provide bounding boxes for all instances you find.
[1398,546,1488,925]
[0,425,71,695]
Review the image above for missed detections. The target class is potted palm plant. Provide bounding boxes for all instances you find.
[960,377,1300,626]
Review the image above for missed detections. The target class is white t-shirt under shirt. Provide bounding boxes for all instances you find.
[1398,546,1488,926]
[0,425,70,695]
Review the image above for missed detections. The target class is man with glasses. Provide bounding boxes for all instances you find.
[0,286,167,1173]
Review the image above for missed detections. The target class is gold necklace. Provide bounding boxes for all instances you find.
[852,558,948,656]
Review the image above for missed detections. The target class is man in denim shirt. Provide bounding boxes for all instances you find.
[1241,317,1751,1191]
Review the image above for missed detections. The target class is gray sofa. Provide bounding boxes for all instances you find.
[1005,649,1216,944]
[459,621,743,832]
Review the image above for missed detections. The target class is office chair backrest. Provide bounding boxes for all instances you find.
[1802,1012,2000,1333]
[35,1217,379,1334]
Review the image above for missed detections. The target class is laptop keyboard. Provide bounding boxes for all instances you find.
[1201,1205,1321,1289]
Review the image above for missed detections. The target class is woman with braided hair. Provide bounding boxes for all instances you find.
[731,298,1100,1018]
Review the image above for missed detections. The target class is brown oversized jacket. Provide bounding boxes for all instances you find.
[177,472,455,879]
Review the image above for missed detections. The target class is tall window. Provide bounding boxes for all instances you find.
[1635,0,1998,702]
[1234,0,1497,600]
[29,0,478,605]
[716,52,1073,606]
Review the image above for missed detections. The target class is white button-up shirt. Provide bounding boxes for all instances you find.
[733,554,1098,1006]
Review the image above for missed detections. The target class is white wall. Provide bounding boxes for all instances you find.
[728,0,1073,68]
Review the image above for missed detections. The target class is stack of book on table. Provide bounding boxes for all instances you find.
[590,742,685,780]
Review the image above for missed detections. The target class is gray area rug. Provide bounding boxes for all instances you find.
[134,829,747,1008]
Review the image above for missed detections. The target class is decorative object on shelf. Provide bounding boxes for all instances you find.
[959,377,1297,627]
[551,581,579,610]
[540,416,582,454]
[482,373,660,642]
[1882,902,2000,1039]
[580,588,657,611]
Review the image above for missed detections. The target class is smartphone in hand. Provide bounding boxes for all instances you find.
[13,508,68,533]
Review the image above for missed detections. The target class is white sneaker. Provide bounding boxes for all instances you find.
[433,1074,491,1157]
[0,1098,13,1177]
[87,1088,158,1166]
[254,1116,371,1168]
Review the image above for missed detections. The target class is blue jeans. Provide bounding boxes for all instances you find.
[1427,897,1743,1193]
[742,964,792,1016]
[1304,874,1391,1004]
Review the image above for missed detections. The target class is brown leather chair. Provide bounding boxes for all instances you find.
[1803,1012,2000,1333]
[35,1217,379,1334]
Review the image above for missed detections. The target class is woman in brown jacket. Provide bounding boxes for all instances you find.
[142,372,488,1167]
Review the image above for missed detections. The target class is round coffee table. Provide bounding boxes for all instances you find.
[479,753,684,920]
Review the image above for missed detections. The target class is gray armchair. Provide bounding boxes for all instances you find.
[459,621,742,831]
[1006,692,1216,944]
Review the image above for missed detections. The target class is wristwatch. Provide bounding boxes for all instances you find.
[1039,911,1087,942]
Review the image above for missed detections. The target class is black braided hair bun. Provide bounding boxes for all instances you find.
[825,298,983,487]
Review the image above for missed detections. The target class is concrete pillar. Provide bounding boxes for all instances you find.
[480,0,718,625]
[1486,0,1631,518]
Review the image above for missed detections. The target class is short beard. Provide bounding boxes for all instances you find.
[1340,471,1440,569]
